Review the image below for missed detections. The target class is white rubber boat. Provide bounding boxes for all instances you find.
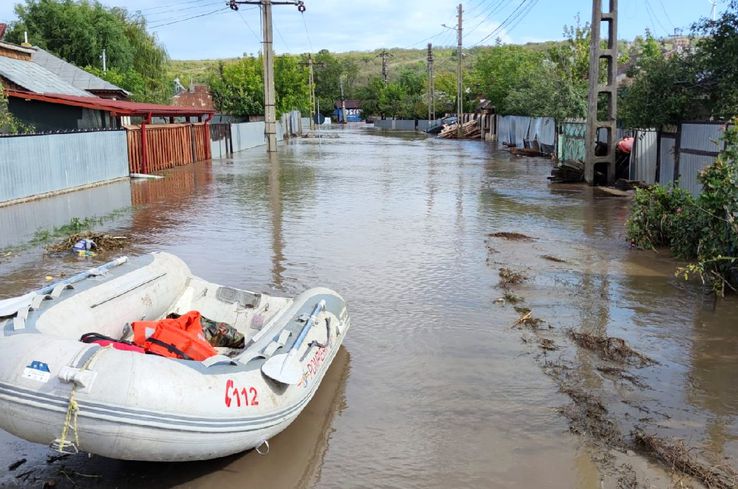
[0,252,350,461]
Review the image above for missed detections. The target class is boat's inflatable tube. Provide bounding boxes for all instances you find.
[0,253,350,461]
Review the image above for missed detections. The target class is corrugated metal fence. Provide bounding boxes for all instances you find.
[0,130,129,205]
[210,123,232,159]
[629,130,658,184]
[677,122,726,196]
[497,115,556,152]
[558,120,586,163]
[628,121,729,196]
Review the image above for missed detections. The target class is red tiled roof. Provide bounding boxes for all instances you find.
[171,85,215,111]
[6,89,215,117]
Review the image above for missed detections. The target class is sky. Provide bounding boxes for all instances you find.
[0,0,727,60]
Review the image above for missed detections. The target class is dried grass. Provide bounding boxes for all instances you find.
[633,430,737,489]
[499,267,527,288]
[568,331,655,367]
[46,231,128,253]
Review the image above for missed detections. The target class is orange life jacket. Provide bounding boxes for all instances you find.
[132,311,217,361]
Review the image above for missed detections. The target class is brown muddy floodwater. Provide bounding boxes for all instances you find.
[0,127,737,488]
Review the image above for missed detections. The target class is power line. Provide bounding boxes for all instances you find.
[473,0,535,46]
[463,0,508,39]
[301,11,314,52]
[137,0,213,13]
[149,7,229,29]
[237,9,261,43]
[142,1,223,21]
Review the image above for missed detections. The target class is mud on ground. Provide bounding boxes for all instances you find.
[490,229,738,489]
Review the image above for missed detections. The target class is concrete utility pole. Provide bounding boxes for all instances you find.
[302,54,324,129]
[339,76,347,124]
[427,43,435,122]
[377,49,392,84]
[585,0,618,184]
[101,49,107,72]
[228,0,306,152]
[456,3,463,137]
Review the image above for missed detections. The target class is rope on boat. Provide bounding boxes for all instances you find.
[52,346,109,454]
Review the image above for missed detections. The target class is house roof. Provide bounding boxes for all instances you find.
[335,99,361,109]
[0,40,33,53]
[6,89,215,117]
[0,55,92,97]
[31,47,129,97]
[172,84,214,110]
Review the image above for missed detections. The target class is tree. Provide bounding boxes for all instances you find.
[692,0,738,118]
[0,90,33,134]
[6,0,170,103]
[274,55,310,115]
[618,53,702,128]
[209,57,264,117]
[208,55,310,118]
[468,45,544,114]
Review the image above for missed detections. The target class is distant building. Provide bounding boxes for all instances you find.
[0,40,211,132]
[334,99,362,122]
[172,83,215,112]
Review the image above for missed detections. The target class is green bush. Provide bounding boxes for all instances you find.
[627,119,738,296]
[626,184,697,252]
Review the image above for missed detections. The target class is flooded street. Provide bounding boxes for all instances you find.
[1,128,737,488]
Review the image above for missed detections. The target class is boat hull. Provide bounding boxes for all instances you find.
[0,253,350,461]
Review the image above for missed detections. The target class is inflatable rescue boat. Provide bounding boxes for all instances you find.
[0,252,350,461]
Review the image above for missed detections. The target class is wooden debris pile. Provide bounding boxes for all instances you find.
[438,119,481,139]
[549,160,584,183]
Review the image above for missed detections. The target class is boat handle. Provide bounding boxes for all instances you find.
[291,300,326,352]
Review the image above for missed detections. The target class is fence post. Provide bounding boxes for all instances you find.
[674,123,682,185]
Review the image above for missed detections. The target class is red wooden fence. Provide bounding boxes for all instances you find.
[126,123,211,174]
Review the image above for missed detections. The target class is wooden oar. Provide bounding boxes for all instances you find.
[261,299,326,385]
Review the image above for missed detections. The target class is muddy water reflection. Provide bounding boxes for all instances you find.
[0,128,736,487]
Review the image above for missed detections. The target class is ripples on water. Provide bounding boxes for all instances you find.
[0,127,736,488]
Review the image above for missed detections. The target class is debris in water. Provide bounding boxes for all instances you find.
[596,366,648,388]
[512,306,543,328]
[499,267,527,288]
[488,231,535,241]
[560,387,624,447]
[616,465,641,489]
[633,430,737,489]
[46,454,69,464]
[541,254,567,263]
[15,470,33,481]
[568,331,655,367]
[8,458,27,471]
[538,337,558,351]
[47,231,128,253]
[502,291,523,304]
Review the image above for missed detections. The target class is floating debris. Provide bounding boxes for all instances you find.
[596,366,648,389]
[538,338,558,351]
[541,255,567,263]
[512,306,543,329]
[560,387,624,447]
[568,331,655,367]
[8,458,26,471]
[502,291,523,304]
[46,231,128,254]
[633,430,737,489]
[488,231,534,241]
[499,267,527,288]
